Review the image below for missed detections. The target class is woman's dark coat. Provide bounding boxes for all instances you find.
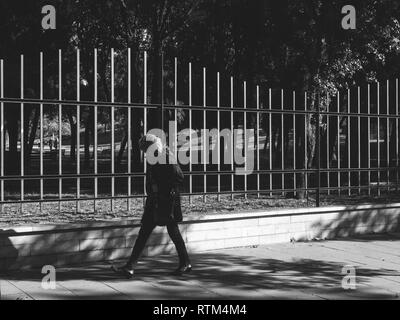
[141,152,184,226]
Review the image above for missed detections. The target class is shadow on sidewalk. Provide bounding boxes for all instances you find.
[0,229,19,270]
[1,248,399,296]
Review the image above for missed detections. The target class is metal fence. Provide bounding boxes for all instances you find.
[0,49,399,214]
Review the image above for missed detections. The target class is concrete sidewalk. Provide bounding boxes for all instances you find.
[1,233,400,300]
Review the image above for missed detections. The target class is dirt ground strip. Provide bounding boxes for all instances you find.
[0,193,398,226]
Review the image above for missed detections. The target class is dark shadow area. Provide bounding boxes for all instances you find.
[1,243,400,299]
[0,229,19,271]
[0,221,191,274]
[1,205,400,273]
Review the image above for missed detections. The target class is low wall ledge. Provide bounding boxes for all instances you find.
[1,202,399,237]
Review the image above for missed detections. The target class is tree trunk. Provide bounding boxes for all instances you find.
[295,89,318,199]
[67,110,76,161]
[295,113,306,199]
[83,110,94,169]
[6,107,19,174]
[26,106,39,164]
[117,125,128,167]
[84,117,91,169]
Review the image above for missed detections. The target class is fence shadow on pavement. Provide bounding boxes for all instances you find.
[1,243,399,299]
[308,207,400,240]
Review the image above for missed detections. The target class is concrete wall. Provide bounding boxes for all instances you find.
[1,203,399,271]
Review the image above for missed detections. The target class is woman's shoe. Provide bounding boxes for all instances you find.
[111,264,134,279]
[171,264,192,276]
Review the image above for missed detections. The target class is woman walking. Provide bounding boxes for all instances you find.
[112,134,191,278]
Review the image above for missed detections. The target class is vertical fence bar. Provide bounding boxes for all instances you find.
[76,50,80,212]
[94,49,98,209]
[377,81,381,196]
[40,52,44,212]
[189,63,192,204]
[347,89,351,196]
[127,48,131,210]
[256,85,260,198]
[230,77,234,200]
[203,67,207,202]
[337,91,341,196]
[304,92,308,198]
[281,89,284,196]
[367,84,371,195]
[293,91,296,197]
[110,48,115,212]
[58,50,62,212]
[94,48,98,212]
[357,86,361,195]
[20,55,24,212]
[316,94,321,207]
[174,57,178,157]
[386,79,390,193]
[396,79,399,192]
[161,53,164,131]
[143,51,147,201]
[269,88,272,196]
[144,51,147,105]
[243,81,247,199]
[217,72,221,201]
[0,60,3,213]
[326,92,330,196]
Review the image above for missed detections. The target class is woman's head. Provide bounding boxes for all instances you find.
[139,133,163,154]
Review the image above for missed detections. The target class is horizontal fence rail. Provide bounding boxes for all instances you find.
[0,49,399,215]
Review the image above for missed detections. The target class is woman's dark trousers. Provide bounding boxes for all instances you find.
[127,220,190,267]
